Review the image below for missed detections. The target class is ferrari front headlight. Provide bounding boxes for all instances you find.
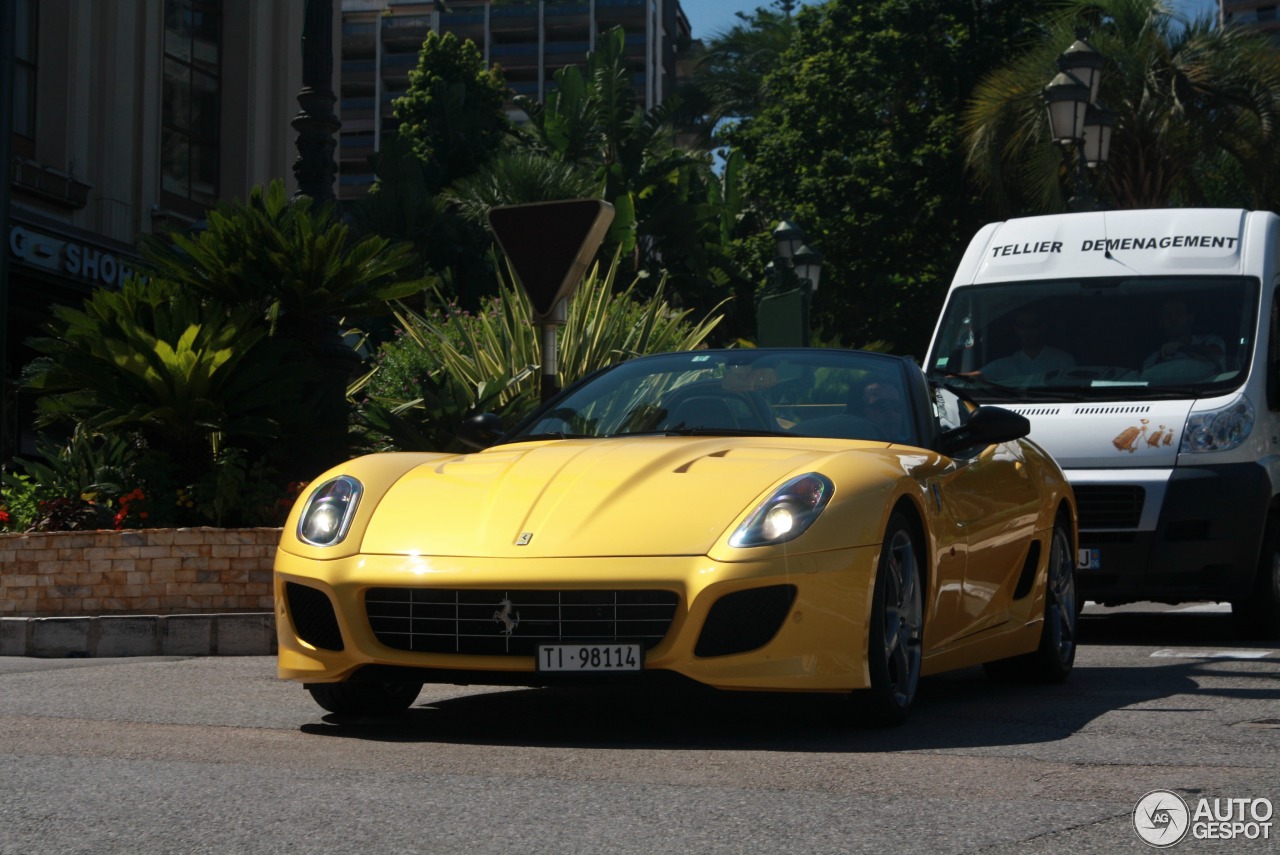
[729,473,834,548]
[297,475,362,546]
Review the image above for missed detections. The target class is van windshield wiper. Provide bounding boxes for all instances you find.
[935,374,1025,399]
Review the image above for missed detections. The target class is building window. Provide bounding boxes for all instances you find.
[1261,6,1278,22]
[13,0,37,150]
[162,0,221,208]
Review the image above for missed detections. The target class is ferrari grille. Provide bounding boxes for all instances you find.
[365,588,679,656]
[1074,485,1145,529]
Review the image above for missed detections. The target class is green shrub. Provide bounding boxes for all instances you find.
[357,252,724,451]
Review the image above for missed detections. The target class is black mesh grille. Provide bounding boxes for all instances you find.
[694,585,797,658]
[285,582,344,651]
[365,588,678,656]
[1074,485,1145,529]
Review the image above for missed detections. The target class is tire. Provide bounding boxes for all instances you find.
[984,518,1077,683]
[1232,521,1280,641]
[857,512,924,727]
[305,679,422,716]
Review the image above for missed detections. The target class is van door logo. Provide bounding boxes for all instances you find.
[1113,419,1173,452]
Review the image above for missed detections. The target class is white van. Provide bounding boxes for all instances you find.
[925,208,1280,639]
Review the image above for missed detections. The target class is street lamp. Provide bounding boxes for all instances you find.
[757,221,824,347]
[792,243,824,292]
[1042,32,1111,211]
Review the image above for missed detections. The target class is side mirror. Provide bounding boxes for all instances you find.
[457,412,504,450]
[938,405,1030,457]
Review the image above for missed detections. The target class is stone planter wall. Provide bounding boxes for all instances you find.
[0,527,281,617]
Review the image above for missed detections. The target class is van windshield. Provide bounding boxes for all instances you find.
[928,276,1259,402]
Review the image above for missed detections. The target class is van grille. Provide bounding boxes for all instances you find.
[1074,485,1145,529]
[365,588,678,656]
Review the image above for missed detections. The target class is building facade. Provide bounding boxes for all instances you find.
[1220,0,1280,35]
[337,0,690,200]
[3,0,316,457]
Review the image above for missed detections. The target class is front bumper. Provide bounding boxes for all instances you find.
[275,546,878,693]
[1073,463,1270,604]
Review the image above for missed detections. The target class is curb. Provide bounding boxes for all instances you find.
[0,613,277,658]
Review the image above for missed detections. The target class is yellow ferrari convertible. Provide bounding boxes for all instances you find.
[276,348,1077,725]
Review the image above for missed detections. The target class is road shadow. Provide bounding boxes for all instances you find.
[300,604,1278,750]
[299,658,1277,753]
[1078,604,1254,647]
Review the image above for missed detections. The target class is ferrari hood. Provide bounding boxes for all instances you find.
[359,437,869,558]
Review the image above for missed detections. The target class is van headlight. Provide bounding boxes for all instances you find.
[297,476,362,546]
[1181,396,1254,453]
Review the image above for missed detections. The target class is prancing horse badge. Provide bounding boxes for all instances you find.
[516,532,533,546]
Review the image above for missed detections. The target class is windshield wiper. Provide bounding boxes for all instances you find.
[934,374,1025,399]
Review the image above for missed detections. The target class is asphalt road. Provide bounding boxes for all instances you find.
[1,604,1277,855]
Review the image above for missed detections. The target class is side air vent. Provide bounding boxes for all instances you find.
[1013,541,1042,600]
[285,582,345,651]
[694,585,797,658]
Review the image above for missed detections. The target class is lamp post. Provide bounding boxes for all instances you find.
[757,220,823,347]
[1042,33,1113,211]
[293,0,340,203]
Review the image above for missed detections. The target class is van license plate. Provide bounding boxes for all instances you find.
[537,644,642,672]
[1078,548,1100,570]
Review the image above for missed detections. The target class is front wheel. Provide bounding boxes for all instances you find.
[1232,521,1280,641]
[984,518,1077,683]
[305,679,422,716]
[856,512,924,726]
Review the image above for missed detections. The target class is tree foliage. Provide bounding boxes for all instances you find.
[728,0,1040,356]
[509,27,749,330]
[964,0,1280,212]
[675,2,798,149]
[392,31,512,193]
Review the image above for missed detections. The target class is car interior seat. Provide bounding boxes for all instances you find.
[664,396,738,429]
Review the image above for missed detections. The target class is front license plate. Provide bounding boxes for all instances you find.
[1078,548,1101,570]
[537,644,642,672]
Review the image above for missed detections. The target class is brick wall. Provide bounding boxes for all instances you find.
[0,528,281,617]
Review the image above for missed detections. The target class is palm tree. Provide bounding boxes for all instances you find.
[505,27,747,319]
[23,278,302,483]
[963,0,1280,213]
[139,180,424,476]
[675,1,797,150]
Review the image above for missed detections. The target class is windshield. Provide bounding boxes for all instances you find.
[928,276,1259,402]
[508,349,923,445]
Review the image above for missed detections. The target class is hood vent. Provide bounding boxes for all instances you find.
[1010,406,1062,417]
[1073,405,1152,416]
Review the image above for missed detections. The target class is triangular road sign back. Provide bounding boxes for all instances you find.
[488,199,615,322]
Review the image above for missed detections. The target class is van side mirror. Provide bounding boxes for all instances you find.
[939,406,1030,456]
[457,412,504,450]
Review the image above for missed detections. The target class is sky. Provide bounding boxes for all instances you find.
[680,0,1221,42]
